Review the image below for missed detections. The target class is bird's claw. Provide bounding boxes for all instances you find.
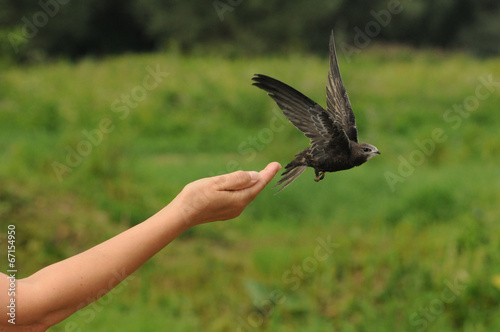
[314,171,325,182]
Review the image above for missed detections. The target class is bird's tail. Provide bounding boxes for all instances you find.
[273,165,307,195]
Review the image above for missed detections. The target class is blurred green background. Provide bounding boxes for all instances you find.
[1,1,500,331]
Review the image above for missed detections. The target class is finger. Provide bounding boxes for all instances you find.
[247,162,282,195]
[213,170,261,191]
[259,162,282,185]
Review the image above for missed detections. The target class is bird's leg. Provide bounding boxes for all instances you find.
[314,169,325,182]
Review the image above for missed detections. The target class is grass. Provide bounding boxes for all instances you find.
[1,46,500,331]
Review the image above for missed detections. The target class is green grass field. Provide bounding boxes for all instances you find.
[1,47,500,331]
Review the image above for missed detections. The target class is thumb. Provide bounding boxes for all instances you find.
[214,170,261,191]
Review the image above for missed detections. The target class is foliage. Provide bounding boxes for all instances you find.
[1,0,500,60]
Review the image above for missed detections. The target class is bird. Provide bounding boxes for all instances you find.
[252,31,380,194]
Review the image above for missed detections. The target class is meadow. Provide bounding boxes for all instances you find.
[0,47,499,331]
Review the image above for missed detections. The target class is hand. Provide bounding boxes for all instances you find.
[172,162,281,227]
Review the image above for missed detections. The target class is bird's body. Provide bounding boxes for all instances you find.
[252,31,380,193]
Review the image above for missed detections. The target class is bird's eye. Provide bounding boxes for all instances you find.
[362,147,371,152]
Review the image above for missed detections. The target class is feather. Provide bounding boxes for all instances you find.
[273,166,307,194]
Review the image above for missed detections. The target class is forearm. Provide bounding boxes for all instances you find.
[3,163,280,330]
[19,199,189,327]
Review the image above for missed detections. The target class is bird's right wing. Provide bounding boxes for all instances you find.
[252,74,338,148]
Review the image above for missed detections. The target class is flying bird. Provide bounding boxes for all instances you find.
[252,31,380,193]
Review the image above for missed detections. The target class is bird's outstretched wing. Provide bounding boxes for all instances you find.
[252,74,348,152]
[326,31,358,143]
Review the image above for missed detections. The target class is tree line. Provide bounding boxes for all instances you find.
[1,0,499,61]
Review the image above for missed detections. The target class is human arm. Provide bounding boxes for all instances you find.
[0,162,281,331]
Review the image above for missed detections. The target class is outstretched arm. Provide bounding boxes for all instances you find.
[0,162,281,331]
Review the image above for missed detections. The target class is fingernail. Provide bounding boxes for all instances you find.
[248,171,260,182]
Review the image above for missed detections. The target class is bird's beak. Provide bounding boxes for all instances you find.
[375,151,381,155]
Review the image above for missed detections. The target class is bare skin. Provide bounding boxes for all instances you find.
[0,162,281,331]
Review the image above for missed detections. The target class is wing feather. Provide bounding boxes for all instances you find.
[326,31,358,142]
[252,74,334,147]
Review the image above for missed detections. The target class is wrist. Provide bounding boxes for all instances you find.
[166,192,201,230]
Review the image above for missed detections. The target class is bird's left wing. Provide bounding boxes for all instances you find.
[252,74,336,148]
[326,31,358,142]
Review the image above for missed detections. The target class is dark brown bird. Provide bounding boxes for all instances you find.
[252,31,380,193]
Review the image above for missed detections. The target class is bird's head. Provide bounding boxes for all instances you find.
[358,143,381,160]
